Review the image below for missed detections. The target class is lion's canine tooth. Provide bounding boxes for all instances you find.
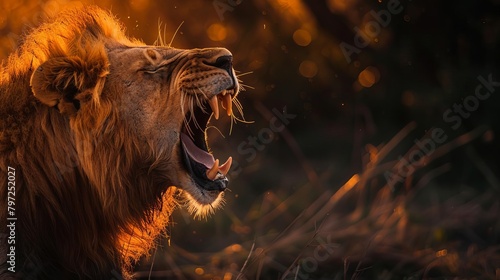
[206,159,219,180]
[222,93,233,116]
[209,96,219,120]
[221,89,226,96]
[218,157,232,176]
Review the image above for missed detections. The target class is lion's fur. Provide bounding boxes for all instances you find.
[0,6,182,279]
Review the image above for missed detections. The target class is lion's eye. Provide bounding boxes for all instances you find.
[140,66,167,74]
[139,68,158,74]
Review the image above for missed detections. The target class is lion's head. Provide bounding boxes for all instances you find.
[29,12,238,217]
[0,5,240,279]
[108,46,238,214]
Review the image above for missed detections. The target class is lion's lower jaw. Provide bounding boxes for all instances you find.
[180,185,225,219]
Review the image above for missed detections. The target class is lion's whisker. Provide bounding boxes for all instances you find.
[230,115,253,125]
[236,71,253,77]
[232,98,253,123]
[228,96,253,135]
[238,82,255,90]
[189,96,200,132]
[168,21,184,48]
[180,92,196,139]
[162,22,168,47]
[190,87,211,132]
[194,88,208,114]
[206,125,225,139]
[233,97,246,119]
[154,19,165,46]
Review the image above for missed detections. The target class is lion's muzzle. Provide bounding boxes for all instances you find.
[178,47,239,195]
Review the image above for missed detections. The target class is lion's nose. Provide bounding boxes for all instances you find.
[213,55,233,72]
[204,54,235,88]
[207,55,233,74]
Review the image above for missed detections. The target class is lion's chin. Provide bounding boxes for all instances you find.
[179,183,225,219]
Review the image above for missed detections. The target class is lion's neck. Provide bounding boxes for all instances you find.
[7,107,176,278]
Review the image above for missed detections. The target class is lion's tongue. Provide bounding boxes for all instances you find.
[180,132,215,169]
[180,132,233,180]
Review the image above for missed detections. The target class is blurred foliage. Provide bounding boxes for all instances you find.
[2,0,500,279]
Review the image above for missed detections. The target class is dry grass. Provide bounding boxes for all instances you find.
[135,124,500,280]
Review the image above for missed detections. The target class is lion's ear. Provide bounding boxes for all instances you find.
[30,56,105,115]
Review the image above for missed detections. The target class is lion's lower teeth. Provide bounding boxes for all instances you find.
[206,157,232,180]
[206,159,219,180]
[219,157,232,175]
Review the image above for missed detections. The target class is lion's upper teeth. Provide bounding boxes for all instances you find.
[209,96,219,120]
[222,93,233,116]
[209,92,233,119]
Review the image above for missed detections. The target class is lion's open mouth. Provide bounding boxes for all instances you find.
[180,89,235,193]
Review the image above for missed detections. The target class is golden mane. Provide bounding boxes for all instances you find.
[4,6,137,76]
[0,6,178,279]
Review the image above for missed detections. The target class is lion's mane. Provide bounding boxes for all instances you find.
[0,6,177,279]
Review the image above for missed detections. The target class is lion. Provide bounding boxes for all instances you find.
[0,6,239,279]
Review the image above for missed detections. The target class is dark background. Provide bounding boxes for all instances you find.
[2,0,499,279]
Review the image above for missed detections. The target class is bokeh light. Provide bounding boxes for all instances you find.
[231,244,242,252]
[207,23,227,41]
[327,0,358,14]
[436,249,448,258]
[194,267,204,275]
[129,0,149,11]
[293,29,312,46]
[327,0,347,13]
[358,66,380,88]
[299,60,318,78]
